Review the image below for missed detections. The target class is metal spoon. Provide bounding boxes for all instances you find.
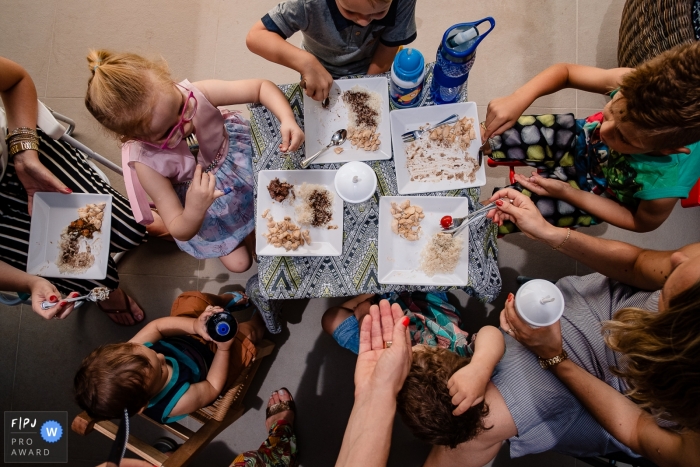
[301,129,347,168]
[41,286,111,310]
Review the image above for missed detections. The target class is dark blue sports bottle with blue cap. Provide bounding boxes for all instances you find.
[206,291,247,342]
[207,311,239,342]
[430,17,495,104]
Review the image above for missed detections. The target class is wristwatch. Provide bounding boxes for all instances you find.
[538,350,568,369]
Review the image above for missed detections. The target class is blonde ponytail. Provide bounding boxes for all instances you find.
[85,49,173,138]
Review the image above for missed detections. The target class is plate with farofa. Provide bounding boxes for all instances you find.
[390,102,486,194]
[27,192,112,280]
[302,77,392,164]
[256,170,344,256]
[378,196,469,286]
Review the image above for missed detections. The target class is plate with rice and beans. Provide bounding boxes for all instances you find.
[256,170,344,257]
[378,196,470,286]
[302,77,392,164]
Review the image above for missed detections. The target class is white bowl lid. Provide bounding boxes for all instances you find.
[514,279,565,327]
[334,161,377,203]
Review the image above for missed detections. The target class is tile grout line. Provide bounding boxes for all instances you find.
[43,1,60,99]
[10,304,24,410]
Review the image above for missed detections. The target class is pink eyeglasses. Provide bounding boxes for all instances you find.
[140,84,198,150]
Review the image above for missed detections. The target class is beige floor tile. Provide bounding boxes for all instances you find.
[214,0,303,83]
[47,0,222,98]
[576,0,626,109]
[197,255,259,281]
[117,238,201,277]
[119,274,200,319]
[0,0,59,98]
[575,107,606,119]
[449,1,576,109]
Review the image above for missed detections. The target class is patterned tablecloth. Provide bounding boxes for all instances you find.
[246,65,501,333]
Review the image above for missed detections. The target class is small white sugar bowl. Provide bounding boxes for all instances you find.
[514,279,565,328]
[334,161,377,204]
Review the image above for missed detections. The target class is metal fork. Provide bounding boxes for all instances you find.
[442,199,508,237]
[401,113,460,143]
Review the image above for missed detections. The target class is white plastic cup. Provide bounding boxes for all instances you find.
[514,279,565,328]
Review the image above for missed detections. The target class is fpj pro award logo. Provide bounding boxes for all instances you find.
[5,412,68,463]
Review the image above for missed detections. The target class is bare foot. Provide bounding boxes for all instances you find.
[266,388,295,431]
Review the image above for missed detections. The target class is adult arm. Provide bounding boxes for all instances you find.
[0,260,77,319]
[514,172,678,232]
[367,43,398,75]
[335,300,411,467]
[0,56,70,213]
[245,20,333,102]
[487,187,700,290]
[500,300,700,467]
[483,64,632,139]
[194,78,304,152]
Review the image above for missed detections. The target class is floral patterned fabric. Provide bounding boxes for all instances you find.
[172,111,255,259]
[231,420,297,467]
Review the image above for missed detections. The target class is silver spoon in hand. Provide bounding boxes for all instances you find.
[300,129,347,168]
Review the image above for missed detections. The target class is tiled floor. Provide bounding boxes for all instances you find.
[1,0,699,466]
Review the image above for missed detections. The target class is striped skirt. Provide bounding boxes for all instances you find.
[0,129,147,295]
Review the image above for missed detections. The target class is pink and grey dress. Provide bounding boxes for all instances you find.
[122,80,255,259]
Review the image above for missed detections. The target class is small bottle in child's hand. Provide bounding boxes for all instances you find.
[206,311,238,342]
[223,187,233,195]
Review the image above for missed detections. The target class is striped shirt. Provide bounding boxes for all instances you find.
[491,273,659,458]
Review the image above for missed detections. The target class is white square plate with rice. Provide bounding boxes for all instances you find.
[390,102,486,194]
[27,192,112,280]
[302,77,392,164]
[378,196,469,286]
[256,170,344,257]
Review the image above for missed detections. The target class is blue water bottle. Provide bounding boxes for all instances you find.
[430,17,495,104]
[206,311,239,342]
[390,48,426,108]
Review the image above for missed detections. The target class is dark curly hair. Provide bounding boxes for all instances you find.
[618,42,700,150]
[74,342,153,420]
[603,279,700,430]
[397,346,491,448]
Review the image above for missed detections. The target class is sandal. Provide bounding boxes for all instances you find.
[266,387,296,420]
[97,288,145,326]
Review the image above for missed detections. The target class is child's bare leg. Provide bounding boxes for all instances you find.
[220,242,253,273]
[321,294,376,335]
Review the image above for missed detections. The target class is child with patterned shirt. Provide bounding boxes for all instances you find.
[483,42,700,233]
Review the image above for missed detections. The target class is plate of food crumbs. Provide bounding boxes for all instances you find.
[303,77,392,164]
[378,196,469,286]
[390,102,486,194]
[27,193,112,279]
[257,170,343,256]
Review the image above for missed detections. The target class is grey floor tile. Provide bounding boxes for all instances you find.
[0,302,22,411]
[117,239,201,278]
[118,274,201,320]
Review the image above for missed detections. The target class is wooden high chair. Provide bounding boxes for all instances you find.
[71,339,275,467]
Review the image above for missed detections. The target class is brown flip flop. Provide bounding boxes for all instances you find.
[97,288,145,326]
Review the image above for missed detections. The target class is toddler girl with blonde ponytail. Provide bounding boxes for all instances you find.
[85,50,304,272]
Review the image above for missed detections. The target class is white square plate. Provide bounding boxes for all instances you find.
[303,77,392,164]
[27,192,113,279]
[378,196,469,286]
[390,102,486,194]
[257,170,344,256]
